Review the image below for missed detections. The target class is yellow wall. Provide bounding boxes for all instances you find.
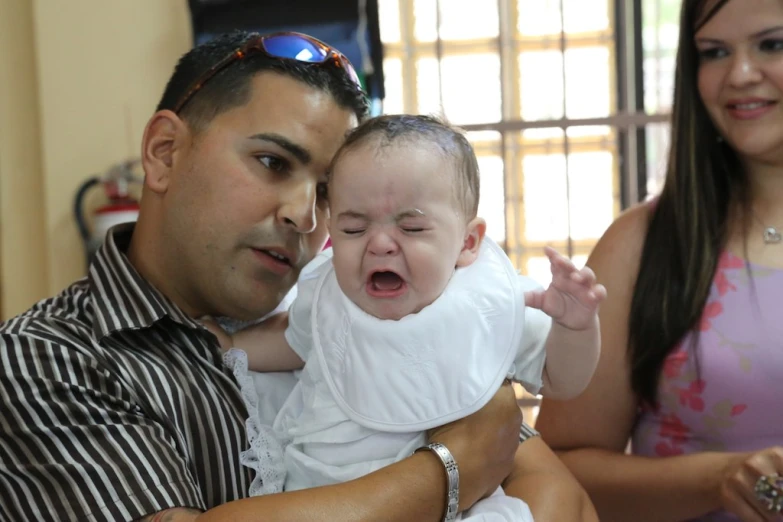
[0,0,192,318]
[0,0,48,318]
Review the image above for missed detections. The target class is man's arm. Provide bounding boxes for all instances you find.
[139,452,451,522]
[140,417,596,522]
[134,382,523,522]
[0,331,214,522]
[503,432,599,522]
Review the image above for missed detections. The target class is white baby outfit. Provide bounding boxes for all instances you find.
[230,237,550,521]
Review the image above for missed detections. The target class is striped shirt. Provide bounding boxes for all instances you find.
[0,224,251,521]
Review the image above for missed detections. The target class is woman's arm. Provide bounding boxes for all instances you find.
[550,448,736,522]
[535,203,728,522]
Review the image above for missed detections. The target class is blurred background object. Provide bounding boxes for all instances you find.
[188,0,385,112]
[73,160,143,267]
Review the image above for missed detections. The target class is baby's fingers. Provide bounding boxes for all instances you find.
[588,283,608,304]
[544,246,576,275]
[570,265,597,285]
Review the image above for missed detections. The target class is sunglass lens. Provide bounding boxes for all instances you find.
[263,34,329,63]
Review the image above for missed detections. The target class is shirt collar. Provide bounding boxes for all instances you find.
[88,223,201,341]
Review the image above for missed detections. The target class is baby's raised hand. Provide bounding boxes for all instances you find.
[524,247,606,330]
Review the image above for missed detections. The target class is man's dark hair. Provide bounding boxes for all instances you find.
[157,30,369,131]
[329,114,480,218]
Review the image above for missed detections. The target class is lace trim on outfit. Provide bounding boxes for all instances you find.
[223,348,287,495]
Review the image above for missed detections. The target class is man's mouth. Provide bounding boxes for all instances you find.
[258,249,291,265]
[252,248,295,275]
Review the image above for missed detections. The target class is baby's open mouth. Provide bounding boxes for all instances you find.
[370,271,404,291]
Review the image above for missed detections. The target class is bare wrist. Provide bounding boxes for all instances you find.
[552,314,599,333]
[709,451,748,508]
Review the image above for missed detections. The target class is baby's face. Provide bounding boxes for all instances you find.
[328,141,469,320]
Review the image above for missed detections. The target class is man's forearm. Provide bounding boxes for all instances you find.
[502,437,598,522]
[541,319,600,399]
[191,452,448,522]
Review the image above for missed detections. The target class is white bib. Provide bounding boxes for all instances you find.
[310,238,525,432]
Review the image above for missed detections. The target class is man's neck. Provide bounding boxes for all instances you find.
[127,215,203,319]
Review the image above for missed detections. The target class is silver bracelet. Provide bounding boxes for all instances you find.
[415,442,459,522]
[519,421,540,443]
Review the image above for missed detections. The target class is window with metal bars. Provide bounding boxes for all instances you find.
[378,0,681,289]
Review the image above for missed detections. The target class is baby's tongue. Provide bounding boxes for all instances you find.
[371,271,403,290]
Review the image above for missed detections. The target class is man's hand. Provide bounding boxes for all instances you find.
[428,380,522,511]
[524,247,606,330]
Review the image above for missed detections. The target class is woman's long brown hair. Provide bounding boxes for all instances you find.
[628,0,751,406]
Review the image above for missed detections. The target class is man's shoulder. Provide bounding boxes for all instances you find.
[1,278,94,342]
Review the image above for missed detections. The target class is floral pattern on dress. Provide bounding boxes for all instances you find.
[631,252,783,521]
[633,251,782,469]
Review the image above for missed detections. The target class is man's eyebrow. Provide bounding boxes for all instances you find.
[248,133,312,164]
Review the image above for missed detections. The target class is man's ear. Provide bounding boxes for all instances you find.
[456,217,486,268]
[141,110,189,194]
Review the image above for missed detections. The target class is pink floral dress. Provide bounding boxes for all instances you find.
[632,252,783,522]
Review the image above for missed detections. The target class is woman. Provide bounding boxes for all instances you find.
[535,1,783,521]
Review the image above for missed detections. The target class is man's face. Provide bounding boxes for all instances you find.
[163,72,357,319]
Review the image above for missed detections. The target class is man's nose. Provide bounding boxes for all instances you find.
[278,181,317,234]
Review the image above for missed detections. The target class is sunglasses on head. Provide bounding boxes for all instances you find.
[173,31,362,114]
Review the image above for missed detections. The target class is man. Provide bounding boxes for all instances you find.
[0,31,596,521]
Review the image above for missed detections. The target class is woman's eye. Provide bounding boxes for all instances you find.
[342,229,364,235]
[760,38,783,52]
[698,47,727,61]
[402,228,424,233]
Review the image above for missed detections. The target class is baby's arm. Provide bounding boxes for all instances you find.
[539,316,600,400]
[202,313,304,372]
[524,247,605,400]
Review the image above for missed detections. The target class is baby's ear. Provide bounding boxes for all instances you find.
[456,217,486,268]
